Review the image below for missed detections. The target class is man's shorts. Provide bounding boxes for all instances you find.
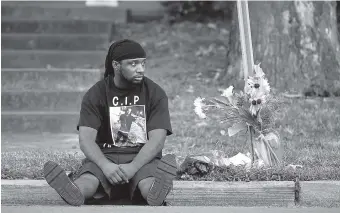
[73,146,162,203]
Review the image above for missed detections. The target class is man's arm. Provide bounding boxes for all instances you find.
[79,126,128,184]
[119,94,172,178]
[131,129,166,170]
[78,126,111,169]
[118,129,166,179]
[129,95,171,170]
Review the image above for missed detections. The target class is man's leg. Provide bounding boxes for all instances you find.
[138,177,155,200]
[43,161,100,206]
[131,154,177,206]
[74,173,100,199]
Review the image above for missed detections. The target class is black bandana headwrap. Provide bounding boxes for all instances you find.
[104,39,146,78]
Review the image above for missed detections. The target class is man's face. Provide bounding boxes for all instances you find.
[119,58,146,84]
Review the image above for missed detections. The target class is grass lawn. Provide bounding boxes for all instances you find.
[2,21,340,181]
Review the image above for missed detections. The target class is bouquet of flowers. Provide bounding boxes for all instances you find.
[194,64,283,167]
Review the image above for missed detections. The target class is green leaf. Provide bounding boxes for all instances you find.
[228,122,247,136]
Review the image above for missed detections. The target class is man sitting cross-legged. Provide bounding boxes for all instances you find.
[43,39,177,206]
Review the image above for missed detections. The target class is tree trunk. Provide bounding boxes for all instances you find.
[223,1,340,96]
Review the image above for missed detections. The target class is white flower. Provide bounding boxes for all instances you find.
[245,77,256,96]
[194,97,207,119]
[221,85,234,104]
[245,77,271,97]
[253,63,265,78]
[221,86,234,98]
[245,64,270,98]
[249,104,260,116]
[259,77,271,95]
[249,95,267,116]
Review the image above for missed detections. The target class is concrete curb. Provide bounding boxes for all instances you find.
[1,180,340,207]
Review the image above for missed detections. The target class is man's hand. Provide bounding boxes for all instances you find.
[119,163,138,180]
[101,162,129,185]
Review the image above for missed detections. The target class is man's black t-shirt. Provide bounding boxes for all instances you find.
[77,76,172,149]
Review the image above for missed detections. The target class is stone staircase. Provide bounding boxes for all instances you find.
[1,1,165,150]
[1,1,121,140]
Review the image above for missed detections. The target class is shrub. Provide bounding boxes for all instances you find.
[161,1,234,23]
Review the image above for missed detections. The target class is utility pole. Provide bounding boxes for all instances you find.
[237,0,255,164]
[237,0,254,81]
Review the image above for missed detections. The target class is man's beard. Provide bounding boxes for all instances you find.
[119,70,143,85]
[131,78,143,84]
[128,75,144,85]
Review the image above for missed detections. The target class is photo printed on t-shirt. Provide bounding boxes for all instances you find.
[109,105,147,147]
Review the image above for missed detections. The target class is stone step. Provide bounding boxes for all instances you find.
[2,50,106,68]
[1,4,125,22]
[1,1,93,8]
[1,111,79,134]
[1,1,163,12]
[1,20,111,34]
[2,133,80,152]
[2,91,86,111]
[1,1,164,10]
[1,33,109,50]
[1,68,100,91]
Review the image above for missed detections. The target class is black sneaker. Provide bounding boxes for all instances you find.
[43,161,85,206]
[147,154,177,206]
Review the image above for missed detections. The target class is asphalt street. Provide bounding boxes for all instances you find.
[1,206,340,213]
